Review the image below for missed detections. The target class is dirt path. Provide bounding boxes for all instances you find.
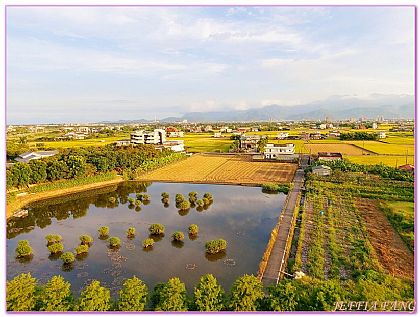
[357,198,414,280]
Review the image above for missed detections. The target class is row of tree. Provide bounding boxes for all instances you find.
[339,132,378,140]
[6,145,185,189]
[7,270,413,312]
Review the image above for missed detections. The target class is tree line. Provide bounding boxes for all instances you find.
[7,271,413,312]
[339,132,378,140]
[6,145,185,189]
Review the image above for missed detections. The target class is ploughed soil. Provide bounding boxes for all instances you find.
[357,198,414,280]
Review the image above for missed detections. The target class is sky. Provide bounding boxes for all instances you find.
[6,6,415,124]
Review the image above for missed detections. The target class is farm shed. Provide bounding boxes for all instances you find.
[312,165,332,176]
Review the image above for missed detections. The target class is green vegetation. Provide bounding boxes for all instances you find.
[188,224,199,236]
[60,252,75,264]
[98,226,109,237]
[196,199,204,207]
[193,274,225,311]
[161,192,169,199]
[172,231,185,242]
[142,194,151,201]
[48,242,64,254]
[154,277,188,311]
[108,237,121,248]
[79,234,93,246]
[77,280,111,311]
[15,240,33,258]
[75,245,89,255]
[340,132,378,140]
[142,238,155,248]
[205,239,227,254]
[127,227,136,238]
[149,223,165,235]
[118,276,148,311]
[188,191,198,202]
[39,276,73,312]
[203,192,213,201]
[6,273,37,311]
[229,274,264,311]
[178,200,190,210]
[261,183,290,194]
[45,234,62,245]
[135,199,142,207]
[128,197,135,206]
[175,193,185,203]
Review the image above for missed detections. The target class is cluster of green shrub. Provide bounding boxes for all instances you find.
[339,132,378,140]
[174,191,213,211]
[6,144,186,189]
[261,183,291,194]
[7,272,413,312]
[313,159,413,182]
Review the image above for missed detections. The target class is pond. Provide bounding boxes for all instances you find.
[7,182,286,295]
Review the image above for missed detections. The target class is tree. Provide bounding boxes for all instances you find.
[15,240,33,257]
[98,226,109,237]
[188,224,199,236]
[75,245,89,255]
[193,274,225,311]
[257,137,268,153]
[205,239,227,254]
[77,280,110,311]
[143,238,155,248]
[39,275,73,311]
[79,234,93,246]
[179,200,190,210]
[172,231,185,241]
[188,191,198,202]
[60,252,75,264]
[6,273,37,311]
[29,160,47,184]
[109,236,121,248]
[46,160,69,181]
[161,192,169,199]
[65,155,86,178]
[267,280,298,311]
[154,277,188,311]
[118,276,148,311]
[196,199,204,207]
[127,227,136,238]
[229,274,264,311]
[48,242,64,254]
[45,234,62,245]
[175,194,185,203]
[10,162,32,188]
[149,223,165,235]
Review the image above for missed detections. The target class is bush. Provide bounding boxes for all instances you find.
[188,192,198,202]
[6,273,37,311]
[266,280,298,311]
[118,276,148,311]
[188,224,199,236]
[203,192,213,201]
[77,280,110,311]
[172,231,185,242]
[179,200,190,210]
[175,193,185,203]
[108,197,116,204]
[196,199,204,207]
[45,234,62,245]
[154,277,188,311]
[149,223,165,235]
[205,239,227,254]
[262,183,290,194]
[161,192,169,199]
[15,240,33,258]
[109,237,121,248]
[39,275,73,311]
[143,238,155,248]
[142,194,151,201]
[229,274,264,311]
[202,198,210,206]
[128,198,135,206]
[79,235,93,246]
[136,193,144,200]
[135,199,142,207]
[48,242,64,254]
[194,274,225,311]
[60,252,75,264]
[162,197,169,204]
[98,226,109,237]
[75,244,89,255]
[127,227,136,237]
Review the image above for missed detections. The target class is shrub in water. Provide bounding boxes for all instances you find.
[75,244,89,255]
[136,193,143,200]
[48,242,64,254]
[15,240,33,258]
[142,194,151,201]
[143,238,155,248]
[175,194,185,203]
[205,239,227,254]
[179,200,190,210]
[128,198,135,206]
[188,192,198,202]
[161,192,169,199]
[135,199,142,207]
[108,197,116,204]
[45,234,62,245]
[203,192,213,201]
[98,226,109,237]
[127,227,136,238]
[188,224,199,236]
[172,231,185,242]
[149,224,165,235]
[202,198,210,206]
[196,199,204,207]
[79,235,93,246]
[60,252,75,264]
[109,237,121,248]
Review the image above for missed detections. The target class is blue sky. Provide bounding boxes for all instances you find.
[6,6,414,124]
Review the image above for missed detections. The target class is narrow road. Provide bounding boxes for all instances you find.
[261,155,308,286]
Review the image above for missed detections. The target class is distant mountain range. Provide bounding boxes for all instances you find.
[101,94,414,123]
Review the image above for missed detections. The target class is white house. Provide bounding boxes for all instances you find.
[162,140,185,152]
[277,132,289,139]
[131,129,166,145]
[77,127,91,134]
[213,132,222,138]
[169,131,184,138]
[15,150,59,163]
[318,124,327,130]
[264,143,295,159]
[378,131,386,139]
[372,122,378,129]
[115,140,131,146]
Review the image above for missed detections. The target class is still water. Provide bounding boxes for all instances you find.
[7,182,285,295]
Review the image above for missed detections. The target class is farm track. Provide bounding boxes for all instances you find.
[357,198,414,280]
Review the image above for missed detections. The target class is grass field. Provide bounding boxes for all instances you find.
[27,136,127,149]
[344,155,414,166]
[302,143,365,155]
[347,141,414,155]
[139,153,297,185]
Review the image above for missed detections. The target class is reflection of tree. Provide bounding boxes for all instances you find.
[205,251,227,262]
[171,240,184,248]
[178,209,189,216]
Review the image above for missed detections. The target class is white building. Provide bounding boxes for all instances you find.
[213,132,222,138]
[77,127,91,134]
[168,131,184,138]
[372,122,378,129]
[312,165,332,176]
[115,140,131,146]
[264,143,295,159]
[162,140,185,152]
[318,124,327,130]
[378,131,386,139]
[16,150,59,163]
[131,129,166,145]
[277,132,289,139]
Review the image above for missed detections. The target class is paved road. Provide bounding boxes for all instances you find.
[261,156,308,286]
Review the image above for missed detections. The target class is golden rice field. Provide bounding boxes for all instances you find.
[347,141,415,155]
[300,143,366,155]
[139,154,297,185]
[344,155,414,167]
